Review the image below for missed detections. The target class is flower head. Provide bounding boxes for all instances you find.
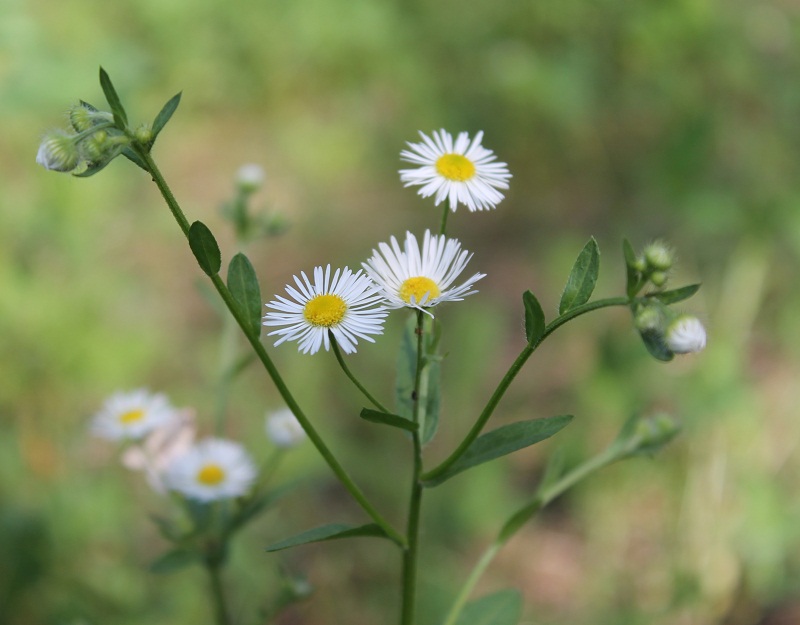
[236,163,266,192]
[666,315,707,354]
[263,265,387,355]
[36,132,80,172]
[164,438,257,502]
[399,129,511,212]
[266,408,306,448]
[363,230,485,312]
[91,389,177,441]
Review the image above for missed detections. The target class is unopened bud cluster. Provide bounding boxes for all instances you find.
[615,413,681,458]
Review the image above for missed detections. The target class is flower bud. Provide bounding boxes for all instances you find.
[628,413,681,456]
[69,103,112,132]
[643,241,674,272]
[36,132,80,172]
[665,315,706,354]
[265,408,306,448]
[649,271,668,288]
[236,163,265,193]
[634,304,666,333]
[134,124,153,145]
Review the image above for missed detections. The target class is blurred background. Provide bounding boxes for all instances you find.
[2,0,800,623]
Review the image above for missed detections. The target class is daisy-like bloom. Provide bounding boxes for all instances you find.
[265,408,306,449]
[363,230,485,312]
[665,315,707,354]
[263,265,387,355]
[399,129,511,212]
[164,438,257,502]
[90,389,177,442]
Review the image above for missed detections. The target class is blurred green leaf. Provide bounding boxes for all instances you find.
[623,239,639,298]
[522,290,545,345]
[638,329,674,362]
[151,92,182,144]
[647,283,701,305]
[149,549,201,574]
[265,523,390,552]
[423,415,573,487]
[227,252,262,338]
[453,590,522,625]
[360,408,417,432]
[559,237,599,315]
[98,67,128,128]
[188,221,221,277]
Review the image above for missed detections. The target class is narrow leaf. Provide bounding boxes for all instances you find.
[99,67,128,127]
[151,92,182,142]
[648,283,701,305]
[423,415,573,487]
[638,329,674,362]
[522,290,545,345]
[227,252,262,338]
[72,159,114,178]
[265,523,389,552]
[498,499,542,543]
[454,590,522,625]
[149,549,201,574]
[559,237,600,315]
[188,221,221,276]
[360,408,417,432]
[121,147,149,172]
[623,238,639,298]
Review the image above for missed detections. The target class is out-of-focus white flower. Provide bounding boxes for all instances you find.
[666,315,707,354]
[164,438,257,502]
[91,389,177,441]
[363,230,485,312]
[266,408,306,448]
[399,129,511,212]
[236,163,265,192]
[121,409,196,493]
[263,265,387,355]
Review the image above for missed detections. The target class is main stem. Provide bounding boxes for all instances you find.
[138,149,405,547]
[401,311,426,625]
[207,558,231,625]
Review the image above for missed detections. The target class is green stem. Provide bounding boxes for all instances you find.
[439,204,450,236]
[137,149,406,548]
[330,333,391,413]
[207,558,231,625]
[401,310,426,625]
[421,296,630,483]
[440,543,501,625]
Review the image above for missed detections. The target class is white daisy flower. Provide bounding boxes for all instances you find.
[399,129,511,212]
[263,265,387,355]
[164,438,257,502]
[90,389,177,442]
[363,230,485,312]
[666,315,707,354]
[236,163,265,192]
[265,408,306,449]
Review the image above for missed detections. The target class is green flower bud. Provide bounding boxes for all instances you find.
[69,103,113,132]
[643,241,674,272]
[134,124,153,145]
[630,413,681,456]
[36,132,80,172]
[634,303,666,333]
[649,271,668,288]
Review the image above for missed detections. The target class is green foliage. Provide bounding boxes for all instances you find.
[151,92,182,145]
[360,408,418,432]
[396,314,441,445]
[99,67,128,129]
[522,290,545,345]
[188,220,221,277]
[226,252,262,339]
[559,237,600,315]
[453,590,522,625]
[265,523,391,552]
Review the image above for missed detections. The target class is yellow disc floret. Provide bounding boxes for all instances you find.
[303,294,347,327]
[119,408,145,424]
[197,464,226,486]
[435,154,476,182]
[399,277,441,305]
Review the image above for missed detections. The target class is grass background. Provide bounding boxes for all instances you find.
[2,0,800,623]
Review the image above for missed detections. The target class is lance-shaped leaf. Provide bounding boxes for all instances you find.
[647,283,701,305]
[99,67,128,128]
[423,415,573,487]
[121,147,149,172]
[227,252,262,339]
[265,523,390,552]
[360,408,417,432]
[72,158,115,178]
[188,221,221,277]
[522,290,545,345]
[151,92,182,144]
[453,590,522,625]
[559,237,600,315]
[623,238,639,298]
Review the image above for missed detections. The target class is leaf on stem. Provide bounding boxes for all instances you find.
[423,415,573,487]
[98,67,128,129]
[452,589,522,625]
[151,92,182,144]
[622,238,639,298]
[522,290,545,345]
[120,147,149,172]
[638,329,674,362]
[149,548,201,574]
[72,158,116,178]
[647,283,701,305]
[559,237,600,315]
[188,221,221,277]
[227,252,262,339]
[265,523,390,552]
[359,408,417,432]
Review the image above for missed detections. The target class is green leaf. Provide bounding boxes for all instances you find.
[121,147,149,172]
[638,329,674,362]
[453,590,522,625]
[265,523,389,552]
[72,158,115,178]
[559,237,600,315]
[149,548,201,574]
[151,92,182,143]
[227,252,262,338]
[623,238,639,298]
[149,514,182,542]
[188,221,221,277]
[227,481,300,534]
[360,408,417,432]
[522,290,545,345]
[423,415,573,487]
[99,67,128,128]
[647,283,701,305]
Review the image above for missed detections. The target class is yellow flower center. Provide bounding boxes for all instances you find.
[197,464,226,486]
[303,293,347,327]
[435,153,476,182]
[399,277,440,304]
[119,409,145,424]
